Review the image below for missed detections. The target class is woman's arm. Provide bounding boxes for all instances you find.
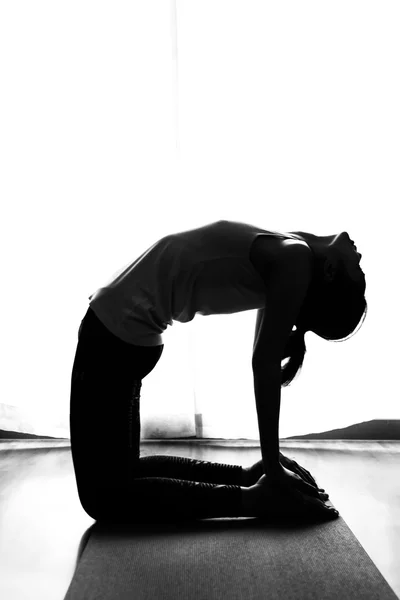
[252,242,313,474]
[252,363,282,474]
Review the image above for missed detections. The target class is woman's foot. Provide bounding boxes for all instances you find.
[242,460,264,486]
[241,480,339,520]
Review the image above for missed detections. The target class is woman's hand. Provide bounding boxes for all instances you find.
[267,464,322,498]
[244,454,329,501]
[278,452,328,498]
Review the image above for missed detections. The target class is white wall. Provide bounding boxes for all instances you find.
[1,1,399,439]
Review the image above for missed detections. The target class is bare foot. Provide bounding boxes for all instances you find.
[242,480,339,520]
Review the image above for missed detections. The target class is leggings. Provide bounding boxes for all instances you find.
[69,307,244,523]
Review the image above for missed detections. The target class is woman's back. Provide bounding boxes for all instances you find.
[88,219,299,347]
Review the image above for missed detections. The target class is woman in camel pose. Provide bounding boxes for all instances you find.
[70,219,367,523]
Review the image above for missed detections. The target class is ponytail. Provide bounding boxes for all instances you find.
[281,327,307,387]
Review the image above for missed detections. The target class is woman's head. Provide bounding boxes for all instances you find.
[281,230,368,387]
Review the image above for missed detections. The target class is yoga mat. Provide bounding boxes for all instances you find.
[64,515,398,600]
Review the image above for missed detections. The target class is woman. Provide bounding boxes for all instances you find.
[70,219,367,523]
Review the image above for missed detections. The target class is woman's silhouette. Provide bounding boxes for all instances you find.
[70,220,367,523]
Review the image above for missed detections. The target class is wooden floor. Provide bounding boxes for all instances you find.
[0,440,399,600]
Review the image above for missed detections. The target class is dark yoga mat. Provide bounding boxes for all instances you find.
[64,515,398,600]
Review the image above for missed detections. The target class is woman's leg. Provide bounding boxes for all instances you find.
[70,307,245,523]
[136,455,244,486]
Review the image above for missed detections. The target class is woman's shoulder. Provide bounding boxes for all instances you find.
[250,234,311,284]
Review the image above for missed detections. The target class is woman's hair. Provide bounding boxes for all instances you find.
[280,252,368,387]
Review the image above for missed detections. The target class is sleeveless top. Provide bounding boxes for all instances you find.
[88,219,299,346]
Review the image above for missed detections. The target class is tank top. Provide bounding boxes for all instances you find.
[88,220,299,346]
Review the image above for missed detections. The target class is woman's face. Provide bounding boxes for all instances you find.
[328,231,364,283]
[290,230,364,283]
